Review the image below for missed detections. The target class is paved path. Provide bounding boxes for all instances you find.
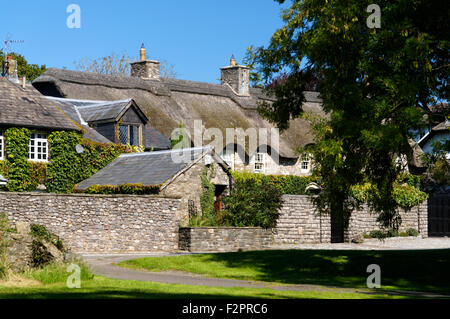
[80,239,450,299]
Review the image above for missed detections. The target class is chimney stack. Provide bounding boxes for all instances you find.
[5,56,19,83]
[221,55,250,96]
[131,43,160,80]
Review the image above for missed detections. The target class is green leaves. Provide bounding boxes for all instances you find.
[247,0,447,229]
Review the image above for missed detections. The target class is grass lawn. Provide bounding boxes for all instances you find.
[0,276,402,299]
[117,249,450,295]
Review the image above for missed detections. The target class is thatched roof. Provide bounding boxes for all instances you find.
[33,68,325,158]
[0,78,80,132]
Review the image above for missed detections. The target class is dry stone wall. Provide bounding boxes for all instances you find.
[0,192,181,252]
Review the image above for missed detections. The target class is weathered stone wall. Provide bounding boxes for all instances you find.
[161,160,229,225]
[179,227,273,252]
[179,195,428,251]
[274,195,331,244]
[0,192,181,252]
[345,202,428,240]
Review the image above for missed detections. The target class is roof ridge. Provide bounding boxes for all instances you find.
[119,147,210,158]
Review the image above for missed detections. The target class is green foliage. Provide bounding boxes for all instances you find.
[0,213,11,279]
[351,178,427,210]
[232,171,314,195]
[81,183,161,195]
[366,227,419,239]
[25,261,94,285]
[222,179,282,229]
[0,50,47,81]
[30,224,64,252]
[392,184,428,209]
[247,0,448,230]
[4,128,34,192]
[199,166,216,221]
[45,131,133,193]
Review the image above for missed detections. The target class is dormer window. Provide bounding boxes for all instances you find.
[254,152,265,173]
[301,154,311,173]
[29,133,48,162]
[119,124,142,146]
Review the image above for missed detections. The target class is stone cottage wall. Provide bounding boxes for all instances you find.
[0,192,181,252]
[161,160,229,225]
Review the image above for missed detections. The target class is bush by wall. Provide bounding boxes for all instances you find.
[79,183,161,195]
[222,179,282,229]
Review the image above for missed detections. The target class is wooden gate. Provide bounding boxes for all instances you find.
[428,192,450,237]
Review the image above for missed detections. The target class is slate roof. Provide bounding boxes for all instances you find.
[418,120,450,147]
[0,77,80,131]
[47,96,170,149]
[33,68,325,158]
[75,147,209,190]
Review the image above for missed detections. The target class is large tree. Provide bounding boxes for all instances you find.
[248,0,449,229]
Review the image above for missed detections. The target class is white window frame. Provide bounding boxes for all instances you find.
[29,133,49,162]
[254,152,265,173]
[300,154,311,173]
[0,134,4,161]
[221,152,235,171]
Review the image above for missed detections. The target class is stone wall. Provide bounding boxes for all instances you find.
[180,195,428,251]
[0,192,181,252]
[179,227,273,252]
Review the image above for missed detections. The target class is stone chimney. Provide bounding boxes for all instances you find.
[5,56,19,83]
[130,43,160,80]
[220,55,250,96]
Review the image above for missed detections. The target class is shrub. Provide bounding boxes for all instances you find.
[406,228,419,237]
[222,179,282,228]
[25,261,94,285]
[231,171,314,195]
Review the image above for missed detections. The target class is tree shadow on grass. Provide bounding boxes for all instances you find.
[198,249,450,294]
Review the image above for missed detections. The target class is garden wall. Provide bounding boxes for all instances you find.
[0,192,181,252]
[180,195,428,252]
[179,227,274,252]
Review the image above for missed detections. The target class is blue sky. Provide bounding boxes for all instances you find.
[2,0,287,83]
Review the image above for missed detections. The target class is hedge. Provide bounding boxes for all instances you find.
[78,183,161,195]
[231,171,315,195]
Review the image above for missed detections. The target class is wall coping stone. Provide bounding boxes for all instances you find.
[0,191,181,200]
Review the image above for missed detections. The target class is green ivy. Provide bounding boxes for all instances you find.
[45,131,134,193]
[4,128,34,192]
[200,166,216,220]
[231,171,314,195]
[79,183,161,195]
